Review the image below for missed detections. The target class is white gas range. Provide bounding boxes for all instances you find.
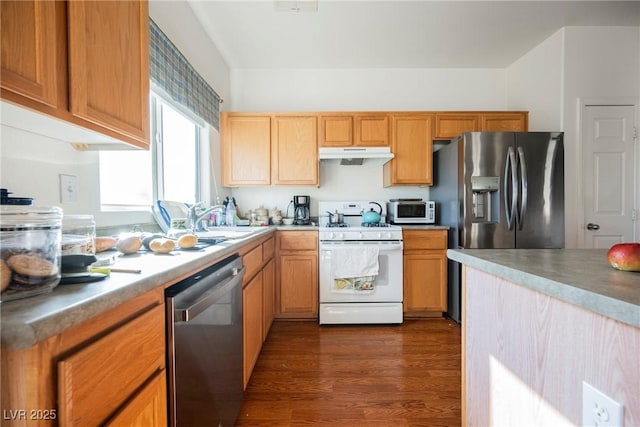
[318,201,403,325]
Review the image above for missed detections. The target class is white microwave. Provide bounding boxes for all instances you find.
[386,200,436,224]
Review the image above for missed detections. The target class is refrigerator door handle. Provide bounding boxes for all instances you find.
[503,146,518,230]
[517,146,528,230]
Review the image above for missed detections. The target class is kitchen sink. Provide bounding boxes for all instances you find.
[195,227,262,241]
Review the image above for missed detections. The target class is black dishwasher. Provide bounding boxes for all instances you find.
[165,254,245,427]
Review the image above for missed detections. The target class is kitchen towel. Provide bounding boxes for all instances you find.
[331,246,379,278]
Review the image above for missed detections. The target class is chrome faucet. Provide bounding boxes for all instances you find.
[188,202,224,232]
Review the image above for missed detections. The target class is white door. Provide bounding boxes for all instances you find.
[582,104,637,248]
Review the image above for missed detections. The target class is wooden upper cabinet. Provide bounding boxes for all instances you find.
[319,114,353,146]
[354,114,389,146]
[221,114,272,186]
[434,113,480,139]
[67,0,149,144]
[481,112,528,132]
[318,113,389,147]
[272,115,318,186]
[384,113,434,186]
[0,0,67,109]
[0,0,150,148]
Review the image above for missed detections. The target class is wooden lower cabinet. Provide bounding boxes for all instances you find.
[403,229,448,316]
[0,288,166,427]
[262,258,275,341]
[240,234,276,388]
[275,230,318,319]
[243,270,263,389]
[104,371,167,427]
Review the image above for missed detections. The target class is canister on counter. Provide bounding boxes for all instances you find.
[62,214,96,255]
[0,206,63,301]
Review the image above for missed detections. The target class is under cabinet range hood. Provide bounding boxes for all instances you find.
[318,147,394,165]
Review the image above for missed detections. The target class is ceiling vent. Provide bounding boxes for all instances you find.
[274,0,318,13]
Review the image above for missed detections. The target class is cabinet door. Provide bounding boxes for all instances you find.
[67,0,149,144]
[0,0,66,109]
[354,114,389,146]
[278,254,318,317]
[481,112,528,132]
[403,253,447,312]
[222,114,272,186]
[58,304,165,426]
[243,272,263,389]
[262,258,275,342]
[434,113,480,139]
[105,370,167,427]
[318,115,353,146]
[384,114,434,186]
[272,115,318,185]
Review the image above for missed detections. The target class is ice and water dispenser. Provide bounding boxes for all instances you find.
[470,176,500,223]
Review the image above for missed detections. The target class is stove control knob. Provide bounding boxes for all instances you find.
[359,232,364,239]
[329,232,336,239]
[377,232,383,239]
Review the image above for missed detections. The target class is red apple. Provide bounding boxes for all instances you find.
[607,243,640,272]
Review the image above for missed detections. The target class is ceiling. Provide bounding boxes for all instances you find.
[187,0,640,69]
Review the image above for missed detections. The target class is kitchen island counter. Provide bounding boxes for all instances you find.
[447,248,640,327]
[1,227,276,349]
[451,248,640,426]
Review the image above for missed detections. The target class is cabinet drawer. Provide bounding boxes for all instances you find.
[243,244,263,283]
[262,237,275,261]
[403,230,447,250]
[278,231,318,251]
[58,304,165,426]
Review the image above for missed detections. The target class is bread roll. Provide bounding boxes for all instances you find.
[149,238,175,254]
[116,236,142,254]
[95,236,117,252]
[0,259,11,292]
[177,234,198,249]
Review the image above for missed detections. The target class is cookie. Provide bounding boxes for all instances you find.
[0,259,11,292]
[7,254,59,278]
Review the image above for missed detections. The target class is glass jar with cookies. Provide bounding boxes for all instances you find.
[0,206,63,302]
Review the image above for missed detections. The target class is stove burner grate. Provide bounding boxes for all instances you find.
[326,223,349,228]
[361,222,391,228]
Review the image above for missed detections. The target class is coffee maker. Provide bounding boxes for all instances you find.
[293,195,311,225]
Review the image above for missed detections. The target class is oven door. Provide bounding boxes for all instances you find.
[319,240,403,303]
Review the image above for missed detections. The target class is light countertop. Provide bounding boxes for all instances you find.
[1,227,278,349]
[447,249,640,328]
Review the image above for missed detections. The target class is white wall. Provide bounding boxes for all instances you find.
[230,68,506,111]
[563,27,640,247]
[228,67,508,216]
[506,29,564,130]
[506,26,640,247]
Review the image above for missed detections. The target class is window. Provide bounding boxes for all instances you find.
[99,93,206,210]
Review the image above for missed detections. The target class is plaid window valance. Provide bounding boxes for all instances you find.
[149,19,222,130]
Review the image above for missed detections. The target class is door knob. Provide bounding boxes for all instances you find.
[586,223,600,230]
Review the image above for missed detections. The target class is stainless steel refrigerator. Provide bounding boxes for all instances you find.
[431,132,564,323]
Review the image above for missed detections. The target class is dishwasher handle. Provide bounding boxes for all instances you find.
[176,266,245,322]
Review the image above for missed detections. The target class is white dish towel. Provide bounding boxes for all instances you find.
[331,246,379,278]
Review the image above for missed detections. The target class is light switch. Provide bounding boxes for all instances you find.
[60,174,78,203]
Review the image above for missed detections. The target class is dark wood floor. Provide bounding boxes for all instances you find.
[236,318,462,427]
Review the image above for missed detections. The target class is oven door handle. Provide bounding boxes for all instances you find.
[320,242,403,251]
[176,266,245,322]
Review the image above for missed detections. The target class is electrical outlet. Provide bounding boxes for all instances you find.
[582,381,624,427]
[60,174,78,203]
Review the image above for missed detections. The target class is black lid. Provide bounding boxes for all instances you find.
[0,188,34,205]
